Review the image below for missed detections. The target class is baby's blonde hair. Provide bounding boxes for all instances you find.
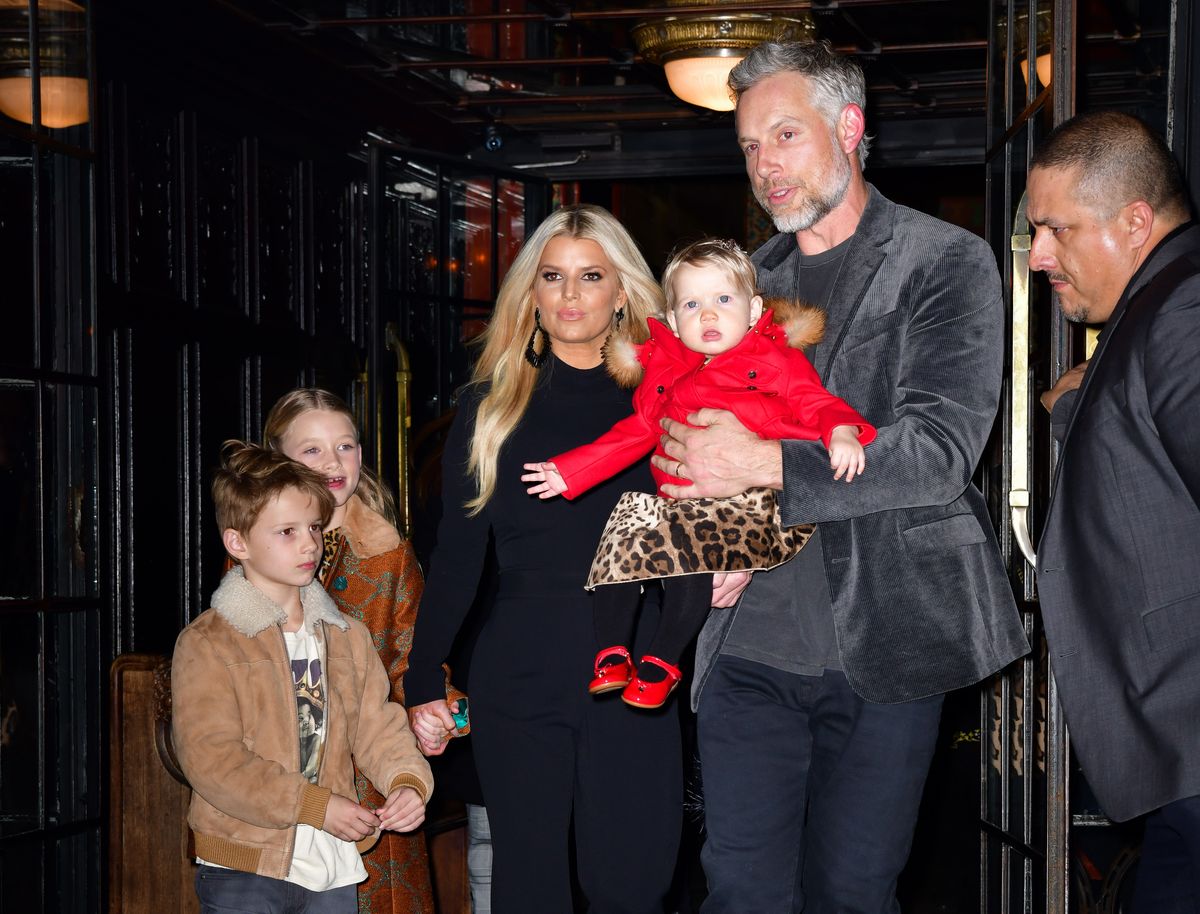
[660,238,757,308]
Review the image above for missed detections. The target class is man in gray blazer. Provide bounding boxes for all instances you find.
[1029,111,1200,912]
[655,41,1029,912]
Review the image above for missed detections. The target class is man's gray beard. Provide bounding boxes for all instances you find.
[758,151,853,234]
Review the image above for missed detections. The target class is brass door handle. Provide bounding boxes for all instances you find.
[386,322,412,538]
[1010,192,1037,568]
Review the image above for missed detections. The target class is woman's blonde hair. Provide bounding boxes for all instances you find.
[263,388,398,527]
[464,204,663,515]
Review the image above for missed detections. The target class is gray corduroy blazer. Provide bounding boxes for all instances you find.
[693,186,1030,706]
[1036,224,1200,822]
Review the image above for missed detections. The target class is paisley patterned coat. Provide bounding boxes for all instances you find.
[321,494,434,914]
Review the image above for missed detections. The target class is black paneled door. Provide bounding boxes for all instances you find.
[0,0,102,909]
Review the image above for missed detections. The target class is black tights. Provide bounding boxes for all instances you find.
[593,575,712,667]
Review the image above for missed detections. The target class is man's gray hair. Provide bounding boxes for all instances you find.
[728,40,871,169]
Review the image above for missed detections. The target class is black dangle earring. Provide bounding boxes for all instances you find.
[613,307,625,330]
[524,308,550,369]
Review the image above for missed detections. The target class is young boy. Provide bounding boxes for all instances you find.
[172,442,432,913]
[523,238,876,708]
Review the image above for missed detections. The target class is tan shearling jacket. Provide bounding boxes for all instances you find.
[171,566,433,880]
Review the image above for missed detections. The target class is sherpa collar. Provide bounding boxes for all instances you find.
[211,565,349,638]
[341,493,401,560]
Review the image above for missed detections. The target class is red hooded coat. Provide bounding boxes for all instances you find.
[552,306,877,499]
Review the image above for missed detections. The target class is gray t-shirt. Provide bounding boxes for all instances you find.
[720,238,852,674]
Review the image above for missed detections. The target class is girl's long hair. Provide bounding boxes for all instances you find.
[263,388,398,527]
[464,204,663,515]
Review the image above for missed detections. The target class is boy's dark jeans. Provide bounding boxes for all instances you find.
[195,865,356,914]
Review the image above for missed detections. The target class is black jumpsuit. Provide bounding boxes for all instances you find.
[405,357,683,914]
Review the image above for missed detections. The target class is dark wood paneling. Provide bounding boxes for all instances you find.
[97,10,375,651]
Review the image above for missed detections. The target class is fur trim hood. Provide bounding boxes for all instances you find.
[211,565,349,638]
[604,297,825,388]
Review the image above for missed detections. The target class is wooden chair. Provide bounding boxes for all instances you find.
[108,653,197,914]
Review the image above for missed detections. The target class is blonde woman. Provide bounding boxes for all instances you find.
[403,205,685,914]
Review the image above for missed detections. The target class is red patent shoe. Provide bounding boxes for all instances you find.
[621,656,683,709]
[589,646,634,694]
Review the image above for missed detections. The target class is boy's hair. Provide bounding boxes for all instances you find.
[661,238,758,307]
[212,440,334,535]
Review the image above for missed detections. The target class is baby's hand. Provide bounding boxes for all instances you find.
[828,426,865,482]
[323,794,380,842]
[521,462,568,499]
[377,787,426,833]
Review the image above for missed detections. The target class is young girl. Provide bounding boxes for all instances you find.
[523,239,877,708]
[265,388,460,914]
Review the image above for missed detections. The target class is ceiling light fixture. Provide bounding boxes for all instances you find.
[0,0,89,129]
[998,6,1053,92]
[632,0,816,112]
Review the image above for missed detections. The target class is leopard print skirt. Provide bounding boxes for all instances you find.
[585,488,814,589]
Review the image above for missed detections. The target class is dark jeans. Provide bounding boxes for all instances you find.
[194,866,357,914]
[1132,794,1200,914]
[696,657,942,914]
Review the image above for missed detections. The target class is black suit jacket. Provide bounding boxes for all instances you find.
[694,186,1029,705]
[1037,223,1200,821]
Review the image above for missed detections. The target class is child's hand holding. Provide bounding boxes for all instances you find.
[522,461,568,499]
[408,700,457,756]
[323,793,380,842]
[828,426,866,482]
[377,786,426,833]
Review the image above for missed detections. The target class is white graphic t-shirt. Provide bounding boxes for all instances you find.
[285,624,367,891]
